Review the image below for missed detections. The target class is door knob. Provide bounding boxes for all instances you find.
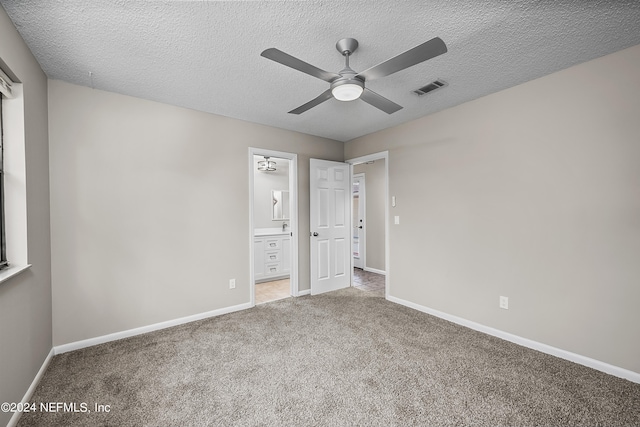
[312,232,319,236]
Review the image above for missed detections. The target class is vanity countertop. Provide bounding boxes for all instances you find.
[254,228,289,237]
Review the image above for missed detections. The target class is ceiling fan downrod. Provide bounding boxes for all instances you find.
[336,38,359,71]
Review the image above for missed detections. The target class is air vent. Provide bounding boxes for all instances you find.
[413,79,448,96]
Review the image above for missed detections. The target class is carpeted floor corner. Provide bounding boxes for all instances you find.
[17,287,640,426]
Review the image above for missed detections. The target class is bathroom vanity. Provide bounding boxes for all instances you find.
[254,228,291,283]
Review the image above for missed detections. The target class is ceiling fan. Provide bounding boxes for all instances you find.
[261,37,447,115]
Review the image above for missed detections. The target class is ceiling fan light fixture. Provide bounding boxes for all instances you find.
[331,78,364,101]
[332,83,363,101]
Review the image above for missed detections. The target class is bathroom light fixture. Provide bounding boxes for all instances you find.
[258,156,276,171]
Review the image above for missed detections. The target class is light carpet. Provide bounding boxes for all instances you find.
[18,287,640,426]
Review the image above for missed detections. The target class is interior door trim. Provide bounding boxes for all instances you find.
[346,151,390,299]
[248,148,298,306]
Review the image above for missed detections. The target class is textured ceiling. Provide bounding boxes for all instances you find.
[2,1,640,142]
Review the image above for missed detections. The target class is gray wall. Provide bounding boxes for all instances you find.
[0,8,52,427]
[345,44,640,374]
[354,160,385,272]
[48,80,343,346]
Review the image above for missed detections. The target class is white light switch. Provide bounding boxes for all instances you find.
[394,215,400,225]
[499,296,508,310]
[392,196,396,207]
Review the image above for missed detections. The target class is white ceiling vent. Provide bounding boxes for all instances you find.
[413,79,448,96]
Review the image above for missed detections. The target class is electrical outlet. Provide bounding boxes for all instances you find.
[229,279,236,289]
[394,215,400,225]
[499,296,509,310]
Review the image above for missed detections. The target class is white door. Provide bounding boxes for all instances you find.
[310,159,351,295]
[352,174,365,269]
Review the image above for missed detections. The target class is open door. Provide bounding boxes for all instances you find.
[352,173,365,269]
[310,159,351,295]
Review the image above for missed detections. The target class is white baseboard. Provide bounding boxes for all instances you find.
[297,289,311,296]
[364,267,386,276]
[54,302,252,354]
[387,295,640,384]
[7,348,54,427]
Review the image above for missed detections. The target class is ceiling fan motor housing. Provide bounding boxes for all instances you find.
[331,74,364,90]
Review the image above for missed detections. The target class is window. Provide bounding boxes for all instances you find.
[0,93,6,270]
[0,66,12,271]
[0,63,30,283]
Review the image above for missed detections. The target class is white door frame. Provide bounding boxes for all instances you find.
[248,148,298,306]
[346,151,390,299]
[352,173,366,269]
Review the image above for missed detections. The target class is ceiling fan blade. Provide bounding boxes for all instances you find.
[360,88,403,114]
[288,89,334,115]
[261,48,341,83]
[356,37,447,82]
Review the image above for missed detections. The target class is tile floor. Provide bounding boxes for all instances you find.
[255,269,385,304]
[255,279,290,304]
[353,268,385,293]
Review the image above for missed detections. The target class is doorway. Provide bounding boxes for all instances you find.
[352,173,365,270]
[348,152,389,298]
[249,148,298,306]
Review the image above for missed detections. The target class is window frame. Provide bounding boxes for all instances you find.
[0,63,31,284]
[0,94,7,270]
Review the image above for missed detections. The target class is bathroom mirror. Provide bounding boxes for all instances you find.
[272,190,290,220]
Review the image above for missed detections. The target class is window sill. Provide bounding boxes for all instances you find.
[0,264,32,285]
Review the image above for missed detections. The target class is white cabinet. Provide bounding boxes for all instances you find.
[254,232,291,283]
[254,239,265,278]
[282,236,291,272]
